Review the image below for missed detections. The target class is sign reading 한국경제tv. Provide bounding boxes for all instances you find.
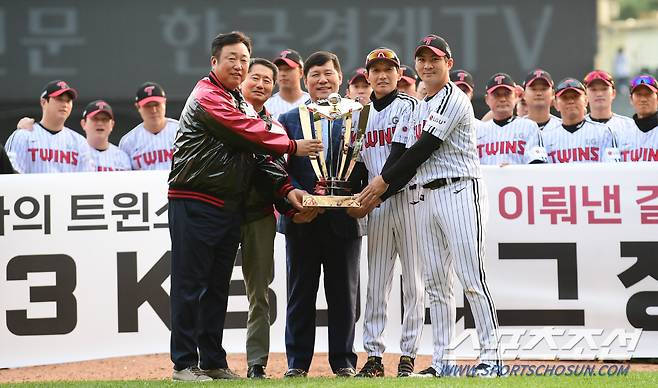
[0,0,596,101]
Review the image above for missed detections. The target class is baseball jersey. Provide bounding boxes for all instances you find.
[88,144,132,171]
[617,122,658,162]
[359,92,417,181]
[543,120,620,163]
[527,114,562,132]
[264,91,310,119]
[409,82,481,185]
[5,123,92,173]
[119,118,178,170]
[586,113,634,143]
[476,116,547,165]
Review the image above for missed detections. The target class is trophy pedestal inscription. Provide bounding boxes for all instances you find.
[302,194,360,208]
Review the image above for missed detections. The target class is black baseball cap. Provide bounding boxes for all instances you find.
[348,68,368,85]
[82,100,114,119]
[136,82,166,107]
[399,65,418,85]
[555,78,586,97]
[41,80,78,100]
[273,49,303,69]
[415,34,452,59]
[364,47,400,70]
[486,73,516,94]
[450,69,474,91]
[524,69,554,88]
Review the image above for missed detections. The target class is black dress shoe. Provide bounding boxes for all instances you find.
[247,364,267,379]
[284,368,308,378]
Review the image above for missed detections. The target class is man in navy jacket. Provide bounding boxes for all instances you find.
[278,51,368,378]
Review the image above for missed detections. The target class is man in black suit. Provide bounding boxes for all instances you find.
[278,51,368,378]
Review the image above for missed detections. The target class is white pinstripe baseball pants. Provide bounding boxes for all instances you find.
[362,188,425,357]
[417,178,500,369]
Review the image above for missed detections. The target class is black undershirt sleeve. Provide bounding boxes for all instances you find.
[347,161,369,193]
[380,132,443,201]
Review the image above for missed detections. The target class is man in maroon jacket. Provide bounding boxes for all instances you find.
[167,31,321,382]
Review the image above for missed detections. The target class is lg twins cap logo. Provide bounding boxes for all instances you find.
[57,81,68,89]
[280,50,291,58]
[534,70,544,78]
[96,101,108,110]
[495,75,506,85]
[422,36,435,45]
[458,72,467,81]
[144,86,155,96]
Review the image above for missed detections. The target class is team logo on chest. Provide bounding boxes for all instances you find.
[392,116,399,124]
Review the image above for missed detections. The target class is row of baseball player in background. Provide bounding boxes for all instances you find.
[1,49,657,175]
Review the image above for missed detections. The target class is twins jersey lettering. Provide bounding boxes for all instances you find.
[264,91,310,119]
[357,92,424,358]
[5,123,92,173]
[616,123,658,162]
[89,144,132,171]
[543,120,620,163]
[476,116,547,165]
[359,92,417,180]
[411,82,481,185]
[119,118,178,170]
[410,81,500,369]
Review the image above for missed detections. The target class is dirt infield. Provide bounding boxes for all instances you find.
[1,353,657,383]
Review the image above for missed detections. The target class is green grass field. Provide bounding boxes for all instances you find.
[3,373,658,388]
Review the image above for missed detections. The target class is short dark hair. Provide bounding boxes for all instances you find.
[303,51,341,78]
[211,31,252,58]
[249,58,278,84]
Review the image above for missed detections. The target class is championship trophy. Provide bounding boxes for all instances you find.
[299,93,371,208]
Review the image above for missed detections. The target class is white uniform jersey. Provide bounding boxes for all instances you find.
[543,120,620,163]
[359,92,417,181]
[89,144,132,171]
[119,118,178,170]
[617,122,658,162]
[264,91,310,119]
[5,123,92,173]
[410,82,481,185]
[476,116,547,165]
[526,114,562,132]
[586,113,634,143]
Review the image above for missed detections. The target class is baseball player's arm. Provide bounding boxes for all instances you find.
[601,127,621,163]
[4,131,26,173]
[360,132,442,205]
[379,142,415,200]
[525,127,548,164]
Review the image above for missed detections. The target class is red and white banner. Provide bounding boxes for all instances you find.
[1,164,657,367]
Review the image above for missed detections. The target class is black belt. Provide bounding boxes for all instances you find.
[422,177,463,190]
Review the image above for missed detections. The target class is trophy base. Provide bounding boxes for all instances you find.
[302,195,360,208]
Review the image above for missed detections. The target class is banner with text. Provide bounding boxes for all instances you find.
[0,163,657,367]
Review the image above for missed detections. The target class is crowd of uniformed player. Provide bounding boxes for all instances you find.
[2,49,657,175]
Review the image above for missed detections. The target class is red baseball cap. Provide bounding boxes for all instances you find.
[348,68,368,85]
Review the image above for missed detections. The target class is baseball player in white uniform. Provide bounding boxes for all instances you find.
[350,48,424,379]
[119,82,178,170]
[619,74,658,162]
[80,100,131,171]
[5,80,92,173]
[544,78,620,163]
[477,73,547,165]
[523,69,562,131]
[360,35,501,378]
[583,70,635,140]
[265,49,310,118]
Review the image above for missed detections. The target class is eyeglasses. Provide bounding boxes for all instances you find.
[365,48,399,66]
[631,75,658,88]
[584,70,614,86]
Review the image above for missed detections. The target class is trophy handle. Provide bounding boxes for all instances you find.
[336,113,353,180]
[298,105,325,180]
[313,118,330,179]
[343,104,371,180]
